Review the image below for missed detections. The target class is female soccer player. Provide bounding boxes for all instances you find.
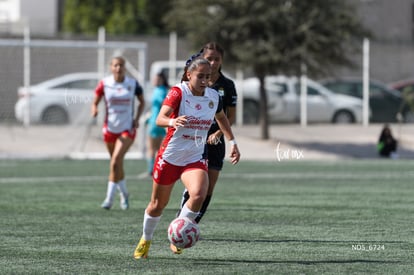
[178,42,238,223]
[91,56,145,210]
[145,72,169,176]
[133,57,240,259]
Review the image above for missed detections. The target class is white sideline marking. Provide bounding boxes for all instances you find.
[1,171,413,184]
[222,172,414,180]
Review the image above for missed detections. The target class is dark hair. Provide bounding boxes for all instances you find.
[201,42,224,72]
[202,42,224,59]
[181,50,204,82]
[157,72,169,88]
[180,58,210,82]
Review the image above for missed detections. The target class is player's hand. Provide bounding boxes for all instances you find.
[229,144,240,165]
[91,105,98,117]
[133,118,140,128]
[172,115,187,128]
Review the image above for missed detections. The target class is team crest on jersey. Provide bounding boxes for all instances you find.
[195,104,202,110]
[208,101,214,109]
[218,88,225,97]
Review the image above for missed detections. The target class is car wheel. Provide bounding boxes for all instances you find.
[332,110,354,124]
[243,100,259,125]
[41,106,69,124]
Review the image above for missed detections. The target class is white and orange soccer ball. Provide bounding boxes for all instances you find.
[168,217,200,249]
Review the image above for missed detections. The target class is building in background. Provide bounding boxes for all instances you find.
[1,0,414,122]
[0,0,61,37]
[351,0,414,42]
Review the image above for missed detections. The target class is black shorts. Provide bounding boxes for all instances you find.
[206,137,225,171]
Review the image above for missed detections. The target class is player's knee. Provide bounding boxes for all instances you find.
[148,199,169,215]
[188,192,206,205]
[110,156,123,170]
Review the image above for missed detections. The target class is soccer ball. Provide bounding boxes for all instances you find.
[168,217,200,249]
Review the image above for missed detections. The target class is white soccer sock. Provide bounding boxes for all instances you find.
[142,212,161,241]
[117,179,128,198]
[178,203,199,220]
[104,181,117,203]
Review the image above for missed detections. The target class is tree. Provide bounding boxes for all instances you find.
[164,0,370,139]
[62,0,173,35]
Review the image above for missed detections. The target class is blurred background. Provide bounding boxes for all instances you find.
[1,0,414,159]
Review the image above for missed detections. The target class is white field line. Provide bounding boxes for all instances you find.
[0,175,106,184]
[1,171,413,184]
[221,172,414,180]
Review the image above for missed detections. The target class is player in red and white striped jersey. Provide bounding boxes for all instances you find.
[91,56,145,210]
[133,57,240,259]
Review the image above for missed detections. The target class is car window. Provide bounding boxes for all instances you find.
[308,86,320,96]
[294,84,321,96]
[325,82,356,97]
[53,79,98,90]
[267,81,287,94]
[355,83,387,98]
[369,84,387,97]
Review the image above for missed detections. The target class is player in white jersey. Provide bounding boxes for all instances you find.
[91,56,145,210]
[133,57,240,259]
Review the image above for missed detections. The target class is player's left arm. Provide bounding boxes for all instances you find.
[209,81,237,141]
[208,106,236,145]
[91,80,104,117]
[215,110,240,164]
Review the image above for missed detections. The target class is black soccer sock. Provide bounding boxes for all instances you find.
[181,190,190,208]
[195,195,212,223]
[176,190,191,217]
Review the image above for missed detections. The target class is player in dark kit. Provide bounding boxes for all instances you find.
[179,42,238,223]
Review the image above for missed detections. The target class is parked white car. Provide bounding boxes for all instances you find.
[15,72,101,124]
[237,75,364,124]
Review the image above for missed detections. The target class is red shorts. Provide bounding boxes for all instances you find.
[152,157,208,185]
[103,126,136,143]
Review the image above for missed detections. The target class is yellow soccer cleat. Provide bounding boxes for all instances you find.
[169,243,183,255]
[133,237,151,259]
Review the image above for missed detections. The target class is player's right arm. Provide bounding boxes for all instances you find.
[156,86,186,128]
[156,105,187,128]
[91,80,104,117]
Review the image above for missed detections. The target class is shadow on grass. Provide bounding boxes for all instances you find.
[202,238,406,244]
[196,259,402,265]
[156,257,401,265]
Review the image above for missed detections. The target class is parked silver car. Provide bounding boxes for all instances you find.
[238,75,364,124]
[15,72,101,124]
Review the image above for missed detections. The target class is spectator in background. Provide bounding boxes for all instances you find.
[146,72,169,176]
[377,124,398,158]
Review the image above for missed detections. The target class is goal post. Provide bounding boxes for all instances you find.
[0,27,148,159]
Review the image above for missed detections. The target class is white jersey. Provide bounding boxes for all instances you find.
[95,75,143,133]
[160,82,222,166]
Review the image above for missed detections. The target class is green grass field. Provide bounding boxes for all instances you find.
[1,159,413,274]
